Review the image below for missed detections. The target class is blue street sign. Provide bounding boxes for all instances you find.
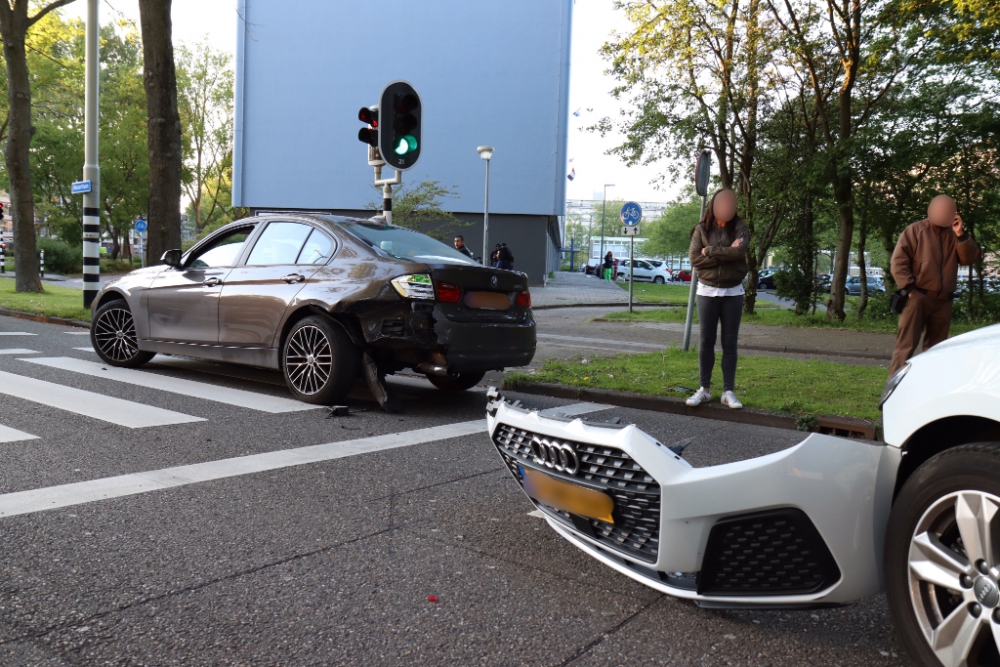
[620,201,642,226]
[134,219,148,233]
[71,180,92,195]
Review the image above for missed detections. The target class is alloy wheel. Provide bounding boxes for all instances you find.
[93,306,140,363]
[285,325,333,395]
[908,490,1000,666]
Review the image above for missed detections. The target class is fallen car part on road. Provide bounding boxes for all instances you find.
[485,387,897,608]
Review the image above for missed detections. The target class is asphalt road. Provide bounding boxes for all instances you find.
[0,314,908,666]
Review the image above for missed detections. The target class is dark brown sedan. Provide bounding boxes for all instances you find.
[89,214,536,404]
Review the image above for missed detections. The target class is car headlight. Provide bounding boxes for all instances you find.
[879,362,911,410]
[391,273,435,300]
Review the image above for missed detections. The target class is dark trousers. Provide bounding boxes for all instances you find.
[889,291,953,376]
[697,294,743,391]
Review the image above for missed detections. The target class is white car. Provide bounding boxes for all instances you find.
[617,258,670,284]
[486,324,1000,667]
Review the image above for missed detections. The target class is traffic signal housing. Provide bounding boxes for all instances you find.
[378,81,421,171]
[357,106,378,147]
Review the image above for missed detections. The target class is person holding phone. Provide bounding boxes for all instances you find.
[685,188,749,409]
[888,195,980,376]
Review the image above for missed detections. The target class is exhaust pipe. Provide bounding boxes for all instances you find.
[415,362,452,377]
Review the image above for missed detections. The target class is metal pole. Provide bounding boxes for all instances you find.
[681,194,707,351]
[482,158,490,266]
[599,188,608,272]
[0,242,5,273]
[82,0,101,309]
[569,237,575,272]
[40,249,44,279]
[628,234,634,313]
[383,183,393,225]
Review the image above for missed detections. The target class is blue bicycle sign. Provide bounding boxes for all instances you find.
[620,201,642,226]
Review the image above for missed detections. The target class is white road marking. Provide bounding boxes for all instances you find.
[63,331,91,335]
[536,333,664,349]
[0,349,37,355]
[0,332,36,336]
[22,357,315,413]
[0,402,608,518]
[0,424,39,443]
[0,370,204,428]
[527,510,545,519]
[73,347,95,352]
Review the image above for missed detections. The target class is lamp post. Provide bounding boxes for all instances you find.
[477,146,494,264]
[599,183,615,273]
[82,0,101,308]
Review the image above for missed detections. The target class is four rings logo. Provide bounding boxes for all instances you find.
[530,436,579,475]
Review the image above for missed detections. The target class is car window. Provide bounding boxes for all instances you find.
[637,261,651,270]
[297,229,335,265]
[246,222,313,265]
[188,227,253,269]
[338,220,476,265]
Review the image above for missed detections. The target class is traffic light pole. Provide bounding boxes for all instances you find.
[82,0,101,309]
[681,193,707,352]
[374,167,402,225]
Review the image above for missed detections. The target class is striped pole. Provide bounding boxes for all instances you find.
[0,242,5,274]
[39,249,44,278]
[82,0,100,309]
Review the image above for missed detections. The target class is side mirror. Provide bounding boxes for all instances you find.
[160,249,182,268]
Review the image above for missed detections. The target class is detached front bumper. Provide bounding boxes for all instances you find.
[486,390,899,607]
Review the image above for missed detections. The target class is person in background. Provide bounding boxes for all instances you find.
[453,234,475,260]
[685,188,749,410]
[614,257,620,281]
[490,243,501,267]
[603,251,614,280]
[888,194,980,376]
[496,243,515,270]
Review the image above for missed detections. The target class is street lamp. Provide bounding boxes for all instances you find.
[477,146,494,265]
[599,183,615,271]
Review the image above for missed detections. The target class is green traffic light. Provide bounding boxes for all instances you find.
[393,135,418,155]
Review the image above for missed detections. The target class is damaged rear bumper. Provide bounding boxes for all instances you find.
[486,390,899,607]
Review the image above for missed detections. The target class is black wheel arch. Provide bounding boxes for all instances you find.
[95,288,129,310]
[277,305,364,360]
[894,415,1000,499]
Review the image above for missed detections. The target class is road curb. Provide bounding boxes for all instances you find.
[502,380,800,431]
[0,307,89,329]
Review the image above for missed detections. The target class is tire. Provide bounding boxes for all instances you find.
[282,315,361,405]
[90,299,154,368]
[654,276,665,284]
[885,443,1000,667]
[426,371,486,392]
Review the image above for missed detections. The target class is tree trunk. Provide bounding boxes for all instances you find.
[0,8,42,292]
[139,0,182,264]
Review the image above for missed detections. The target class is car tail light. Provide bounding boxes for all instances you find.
[516,290,531,308]
[436,281,462,303]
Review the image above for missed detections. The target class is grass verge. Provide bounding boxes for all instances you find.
[0,280,91,321]
[600,305,980,336]
[506,348,885,421]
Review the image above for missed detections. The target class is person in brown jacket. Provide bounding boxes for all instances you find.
[888,195,980,376]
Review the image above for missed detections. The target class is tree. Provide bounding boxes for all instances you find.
[639,195,701,262]
[0,0,77,292]
[138,0,182,264]
[367,180,463,239]
[177,40,232,232]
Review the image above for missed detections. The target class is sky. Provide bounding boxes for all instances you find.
[63,0,677,206]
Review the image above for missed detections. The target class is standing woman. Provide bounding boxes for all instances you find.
[685,188,749,409]
[602,251,614,280]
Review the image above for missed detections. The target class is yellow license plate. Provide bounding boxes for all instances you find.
[522,468,614,524]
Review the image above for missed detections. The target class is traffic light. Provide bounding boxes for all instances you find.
[378,81,421,171]
[357,106,378,147]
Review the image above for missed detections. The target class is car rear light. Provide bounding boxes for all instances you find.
[516,290,531,308]
[436,281,462,303]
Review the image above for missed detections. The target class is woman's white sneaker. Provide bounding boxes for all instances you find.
[685,387,712,407]
[721,391,743,409]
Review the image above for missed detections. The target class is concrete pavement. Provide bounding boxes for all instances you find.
[0,314,908,666]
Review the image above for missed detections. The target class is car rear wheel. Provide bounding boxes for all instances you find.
[91,299,154,368]
[885,443,1000,667]
[654,276,665,284]
[426,371,486,392]
[282,316,360,404]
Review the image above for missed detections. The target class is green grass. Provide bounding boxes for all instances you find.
[615,281,691,304]
[0,280,91,321]
[600,305,981,336]
[506,348,886,421]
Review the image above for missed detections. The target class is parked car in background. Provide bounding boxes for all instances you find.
[845,275,886,296]
[757,269,778,289]
[616,258,671,284]
[814,273,832,293]
[673,269,692,283]
[485,320,1000,667]
[89,214,536,403]
[582,258,602,275]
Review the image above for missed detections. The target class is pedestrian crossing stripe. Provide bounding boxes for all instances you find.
[0,424,38,443]
[0,349,37,355]
[22,357,316,413]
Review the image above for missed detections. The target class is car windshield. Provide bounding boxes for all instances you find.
[336,220,476,265]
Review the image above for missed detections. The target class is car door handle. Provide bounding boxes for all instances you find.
[281,273,304,284]
[203,277,221,286]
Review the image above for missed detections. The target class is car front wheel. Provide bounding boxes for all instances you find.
[282,316,360,404]
[91,299,155,368]
[885,443,1000,667]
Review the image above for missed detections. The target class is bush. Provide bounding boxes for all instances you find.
[101,258,140,274]
[37,238,83,274]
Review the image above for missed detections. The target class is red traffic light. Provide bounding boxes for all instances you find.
[358,107,378,128]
